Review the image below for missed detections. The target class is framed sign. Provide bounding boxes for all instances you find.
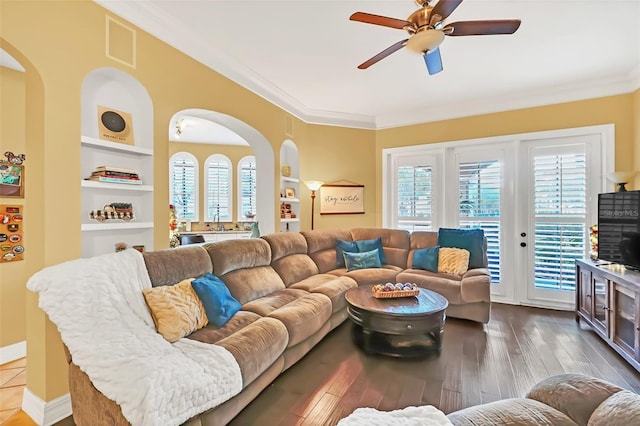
[0,163,24,198]
[320,184,364,215]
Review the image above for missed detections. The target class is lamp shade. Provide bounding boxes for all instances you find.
[304,181,324,191]
[607,171,637,184]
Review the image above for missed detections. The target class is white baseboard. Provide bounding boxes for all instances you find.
[22,387,72,426]
[0,340,26,365]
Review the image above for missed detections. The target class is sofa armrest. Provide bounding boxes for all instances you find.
[459,269,491,304]
[462,267,490,279]
[524,373,624,426]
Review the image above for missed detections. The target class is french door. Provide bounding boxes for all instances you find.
[385,125,612,310]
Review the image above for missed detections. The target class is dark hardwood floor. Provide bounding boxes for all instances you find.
[229,303,640,426]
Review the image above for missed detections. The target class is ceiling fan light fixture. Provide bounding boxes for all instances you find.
[406,29,445,53]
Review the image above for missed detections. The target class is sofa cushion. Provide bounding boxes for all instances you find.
[267,293,333,347]
[242,288,309,316]
[289,274,358,313]
[412,245,440,272]
[589,390,640,426]
[191,273,242,328]
[438,228,485,269]
[302,229,353,273]
[142,278,208,342]
[446,398,578,426]
[350,228,410,268]
[345,265,402,287]
[336,238,358,268]
[143,246,212,287]
[189,315,288,388]
[438,247,470,275]
[262,233,320,285]
[525,373,625,426]
[343,248,382,271]
[204,238,272,276]
[397,270,464,305]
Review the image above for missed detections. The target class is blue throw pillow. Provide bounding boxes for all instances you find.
[343,248,382,271]
[336,238,358,268]
[191,272,241,328]
[355,237,387,265]
[437,228,485,269]
[413,246,440,272]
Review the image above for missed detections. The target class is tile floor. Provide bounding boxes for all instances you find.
[0,357,36,425]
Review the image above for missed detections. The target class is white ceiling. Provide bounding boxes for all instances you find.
[96,0,640,130]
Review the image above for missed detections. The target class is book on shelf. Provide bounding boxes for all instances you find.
[91,170,140,179]
[85,176,142,185]
[95,165,140,175]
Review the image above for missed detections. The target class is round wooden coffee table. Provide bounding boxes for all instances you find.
[344,285,448,358]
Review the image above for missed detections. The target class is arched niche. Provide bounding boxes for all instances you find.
[169,109,275,234]
[81,67,153,148]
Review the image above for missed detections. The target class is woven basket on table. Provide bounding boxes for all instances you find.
[371,288,420,299]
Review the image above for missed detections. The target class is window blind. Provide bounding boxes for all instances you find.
[171,156,197,220]
[397,164,432,231]
[206,157,231,221]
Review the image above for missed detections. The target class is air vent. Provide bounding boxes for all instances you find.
[105,16,136,68]
[285,115,294,138]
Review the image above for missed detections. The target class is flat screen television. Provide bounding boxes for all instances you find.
[598,190,640,270]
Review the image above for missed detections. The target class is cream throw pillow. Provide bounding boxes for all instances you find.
[142,278,208,342]
[438,247,470,275]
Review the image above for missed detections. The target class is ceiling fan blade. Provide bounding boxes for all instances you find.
[350,12,412,30]
[424,47,443,75]
[431,0,464,21]
[357,39,408,69]
[444,20,521,36]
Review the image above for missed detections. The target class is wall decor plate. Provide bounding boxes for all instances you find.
[97,105,134,145]
[0,205,24,262]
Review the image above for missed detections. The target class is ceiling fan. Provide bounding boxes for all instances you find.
[350,0,521,75]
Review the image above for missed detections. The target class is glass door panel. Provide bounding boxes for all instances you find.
[612,284,638,356]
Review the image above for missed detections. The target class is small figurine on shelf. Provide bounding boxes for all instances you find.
[169,204,180,248]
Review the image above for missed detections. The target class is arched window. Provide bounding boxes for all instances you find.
[169,152,198,221]
[238,155,257,221]
[204,154,232,223]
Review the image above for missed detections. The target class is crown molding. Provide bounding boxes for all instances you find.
[94,1,639,132]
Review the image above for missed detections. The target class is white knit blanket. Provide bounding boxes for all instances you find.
[27,249,242,426]
[338,405,453,426]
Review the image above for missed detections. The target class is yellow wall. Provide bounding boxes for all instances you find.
[0,0,638,409]
[168,142,254,230]
[375,93,637,210]
[0,66,27,348]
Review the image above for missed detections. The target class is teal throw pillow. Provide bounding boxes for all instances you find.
[355,237,387,265]
[413,246,440,272]
[336,238,358,268]
[437,228,485,269]
[343,248,382,271]
[191,272,241,328]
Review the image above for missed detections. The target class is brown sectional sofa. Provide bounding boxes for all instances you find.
[67,227,493,425]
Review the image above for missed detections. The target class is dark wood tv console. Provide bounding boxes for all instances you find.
[576,259,640,372]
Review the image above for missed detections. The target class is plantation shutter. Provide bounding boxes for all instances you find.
[170,154,197,220]
[205,156,231,221]
[458,159,502,284]
[396,161,433,231]
[239,157,257,220]
[533,149,587,291]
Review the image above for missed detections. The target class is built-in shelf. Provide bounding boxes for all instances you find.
[280,197,300,203]
[81,221,154,231]
[280,218,300,223]
[281,176,299,183]
[81,180,153,191]
[81,135,153,156]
